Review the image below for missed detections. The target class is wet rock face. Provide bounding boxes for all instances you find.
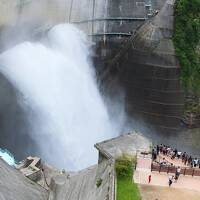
[0,72,37,160]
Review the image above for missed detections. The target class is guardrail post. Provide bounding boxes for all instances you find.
[184,168,186,176]
[159,165,161,173]
[192,169,195,177]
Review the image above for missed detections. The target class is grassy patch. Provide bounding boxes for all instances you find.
[115,155,141,200]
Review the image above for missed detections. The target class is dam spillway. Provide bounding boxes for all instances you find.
[0,0,190,168]
[0,0,183,131]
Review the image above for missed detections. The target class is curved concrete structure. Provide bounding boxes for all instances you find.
[102,0,184,130]
[123,0,184,130]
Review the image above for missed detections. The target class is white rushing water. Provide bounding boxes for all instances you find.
[0,148,15,166]
[0,24,121,170]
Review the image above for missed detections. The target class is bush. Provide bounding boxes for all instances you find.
[173,0,200,94]
[115,155,141,200]
[115,155,136,178]
[96,177,103,188]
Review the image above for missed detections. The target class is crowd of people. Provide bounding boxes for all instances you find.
[150,144,200,187]
[152,144,200,168]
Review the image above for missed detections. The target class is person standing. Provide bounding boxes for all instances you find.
[152,148,157,161]
[188,156,192,166]
[148,175,152,184]
[193,158,198,167]
[177,151,182,159]
[160,144,163,154]
[174,149,178,158]
[184,154,188,165]
[168,175,174,187]
[182,152,186,162]
[175,166,181,182]
[156,145,159,155]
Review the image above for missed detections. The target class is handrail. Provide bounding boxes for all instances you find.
[151,162,200,177]
[72,17,147,24]
[89,33,132,37]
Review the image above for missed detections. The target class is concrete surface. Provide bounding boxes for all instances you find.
[103,0,184,130]
[134,154,200,193]
[0,158,48,200]
[48,160,114,200]
[135,170,200,192]
[139,184,200,200]
[95,132,151,159]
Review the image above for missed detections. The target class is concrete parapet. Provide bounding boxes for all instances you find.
[49,175,66,200]
[16,156,42,182]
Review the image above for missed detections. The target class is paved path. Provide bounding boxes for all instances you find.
[134,153,200,200]
[139,184,200,200]
[134,171,200,192]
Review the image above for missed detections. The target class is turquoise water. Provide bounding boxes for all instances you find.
[0,148,15,166]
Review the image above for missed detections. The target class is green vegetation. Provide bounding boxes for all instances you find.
[115,155,141,200]
[173,0,200,93]
[173,0,200,116]
[96,177,102,188]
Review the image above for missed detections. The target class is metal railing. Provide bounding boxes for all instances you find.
[88,32,132,37]
[71,17,147,24]
[151,162,200,177]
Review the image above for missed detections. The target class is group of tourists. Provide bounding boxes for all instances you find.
[152,144,200,168]
[149,144,200,188]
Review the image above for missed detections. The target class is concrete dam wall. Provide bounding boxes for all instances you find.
[100,0,184,130]
[125,0,184,130]
[0,0,156,50]
[0,0,183,158]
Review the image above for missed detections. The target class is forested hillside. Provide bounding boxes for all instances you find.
[173,0,200,118]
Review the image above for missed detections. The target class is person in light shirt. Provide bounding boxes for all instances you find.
[168,175,174,187]
[177,151,182,159]
[193,158,199,167]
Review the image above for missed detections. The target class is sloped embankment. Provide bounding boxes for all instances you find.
[0,158,48,200]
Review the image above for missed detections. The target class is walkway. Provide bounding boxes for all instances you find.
[134,170,200,192]
[139,184,200,200]
[133,152,200,199]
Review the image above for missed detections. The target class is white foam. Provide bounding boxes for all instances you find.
[0,24,119,170]
[0,149,15,166]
